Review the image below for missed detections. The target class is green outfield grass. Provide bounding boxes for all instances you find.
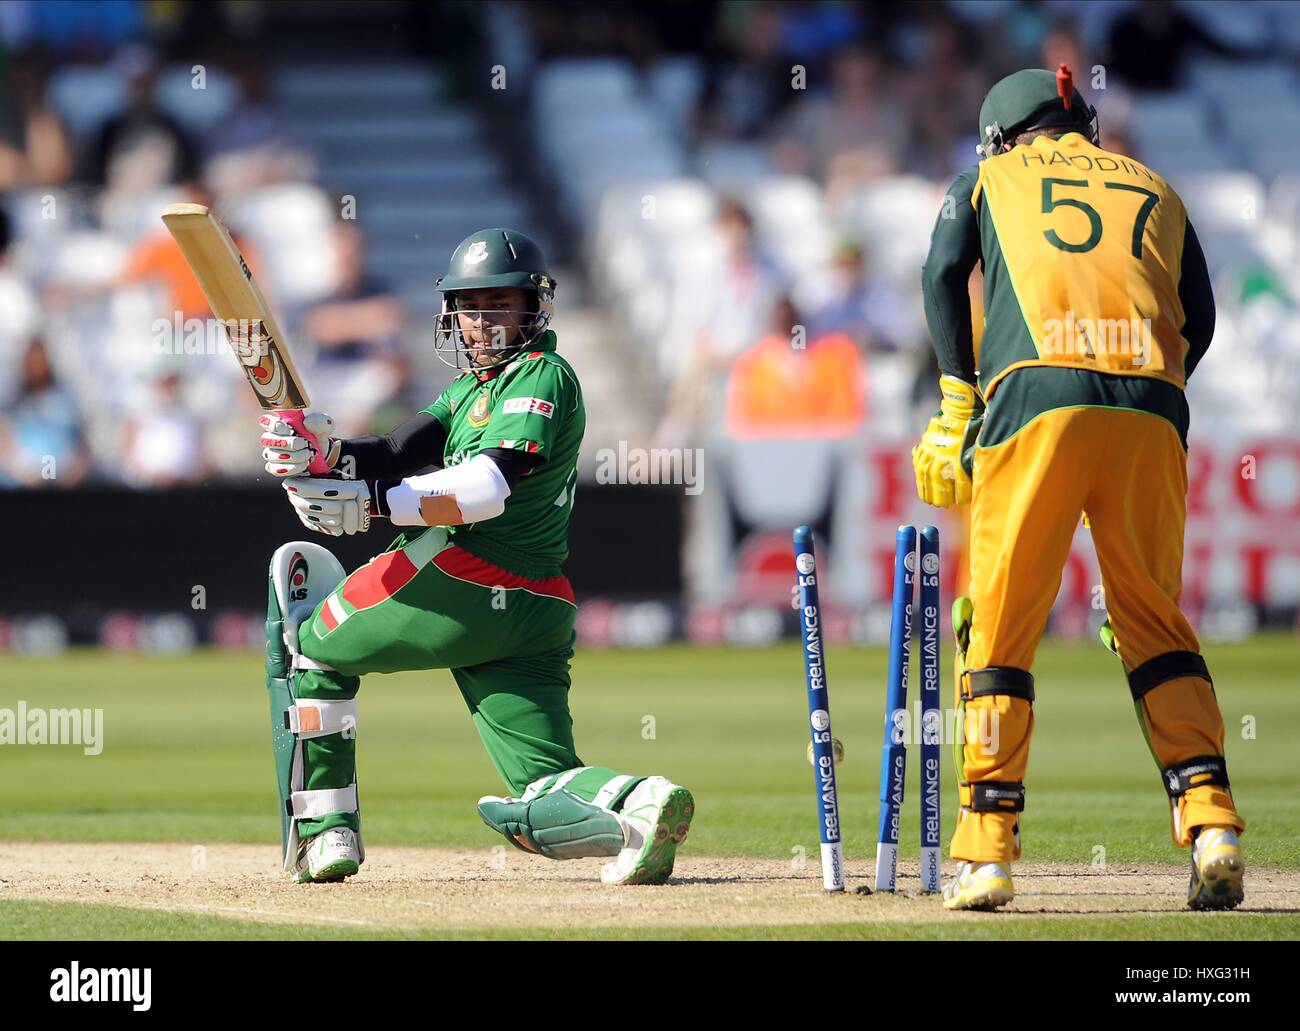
[2,635,1296,866]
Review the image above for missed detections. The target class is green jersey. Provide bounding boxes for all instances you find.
[423,330,583,577]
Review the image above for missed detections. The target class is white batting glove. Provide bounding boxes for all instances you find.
[283,477,372,537]
[260,409,338,477]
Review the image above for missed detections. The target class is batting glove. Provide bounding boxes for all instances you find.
[260,409,339,477]
[283,477,372,536]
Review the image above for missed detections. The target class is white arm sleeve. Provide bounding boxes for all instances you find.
[385,453,511,525]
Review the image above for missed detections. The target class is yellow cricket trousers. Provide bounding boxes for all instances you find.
[952,404,1244,863]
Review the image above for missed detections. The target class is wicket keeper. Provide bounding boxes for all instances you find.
[912,66,1245,910]
[258,229,694,885]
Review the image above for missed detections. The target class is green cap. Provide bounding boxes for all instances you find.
[437,227,556,298]
[976,66,1096,158]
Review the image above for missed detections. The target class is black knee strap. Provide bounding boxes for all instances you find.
[964,667,1035,702]
[1163,755,1230,799]
[969,781,1026,812]
[1127,650,1211,700]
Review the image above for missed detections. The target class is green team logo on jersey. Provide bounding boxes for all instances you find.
[467,389,491,428]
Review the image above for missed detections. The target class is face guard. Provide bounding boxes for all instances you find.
[432,275,555,372]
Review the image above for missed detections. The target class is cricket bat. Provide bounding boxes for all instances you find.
[161,202,330,473]
[161,202,310,410]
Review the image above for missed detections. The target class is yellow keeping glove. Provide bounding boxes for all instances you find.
[911,375,984,508]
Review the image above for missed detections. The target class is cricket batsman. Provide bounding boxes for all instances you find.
[257,229,694,885]
[912,66,1245,910]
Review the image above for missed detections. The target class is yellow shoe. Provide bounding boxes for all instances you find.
[1187,826,1244,911]
[942,861,1014,911]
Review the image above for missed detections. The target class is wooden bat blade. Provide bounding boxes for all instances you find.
[161,202,310,410]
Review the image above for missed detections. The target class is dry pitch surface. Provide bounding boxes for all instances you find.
[2,842,1296,936]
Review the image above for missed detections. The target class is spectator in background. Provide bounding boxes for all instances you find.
[2,0,144,53]
[699,199,781,361]
[777,1,864,62]
[655,199,783,446]
[806,240,915,353]
[0,205,41,404]
[1104,0,1255,92]
[87,44,196,191]
[298,218,407,435]
[204,55,315,196]
[771,46,907,201]
[44,184,260,322]
[1099,119,1138,163]
[0,47,72,188]
[695,2,794,142]
[898,15,984,182]
[0,338,89,488]
[120,368,207,487]
[114,185,258,321]
[725,295,863,440]
[1040,18,1086,82]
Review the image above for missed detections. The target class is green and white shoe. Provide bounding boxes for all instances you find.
[293,827,362,884]
[602,777,694,885]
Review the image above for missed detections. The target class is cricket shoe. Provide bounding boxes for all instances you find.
[1187,826,1244,911]
[601,777,694,885]
[293,827,362,884]
[942,861,1014,911]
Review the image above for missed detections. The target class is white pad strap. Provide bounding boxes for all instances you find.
[286,698,357,738]
[292,654,336,672]
[519,765,591,802]
[592,774,635,809]
[290,783,358,819]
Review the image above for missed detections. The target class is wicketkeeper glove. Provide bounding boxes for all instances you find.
[911,375,984,508]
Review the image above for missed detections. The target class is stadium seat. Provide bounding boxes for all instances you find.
[1189,57,1299,110]
[536,58,637,106]
[48,64,128,139]
[641,178,716,241]
[1177,173,1267,234]
[1127,95,1211,149]
[221,184,338,306]
[648,57,704,134]
[154,63,240,134]
[100,186,190,244]
[838,176,938,286]
[723,438,838,526]
[1181,2,1272,51]
[695,141,774,188]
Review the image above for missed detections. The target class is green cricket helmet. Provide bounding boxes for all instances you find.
[434,228,557,371]
[976,64,1098,159]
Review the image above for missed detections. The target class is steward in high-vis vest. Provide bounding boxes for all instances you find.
[911,66,1244,912]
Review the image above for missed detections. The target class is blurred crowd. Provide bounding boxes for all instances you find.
[0,6,414,488]
[4,0,1300,490]
[540,0,1298,454]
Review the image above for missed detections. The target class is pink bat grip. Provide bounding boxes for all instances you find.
[274,409,333,474]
